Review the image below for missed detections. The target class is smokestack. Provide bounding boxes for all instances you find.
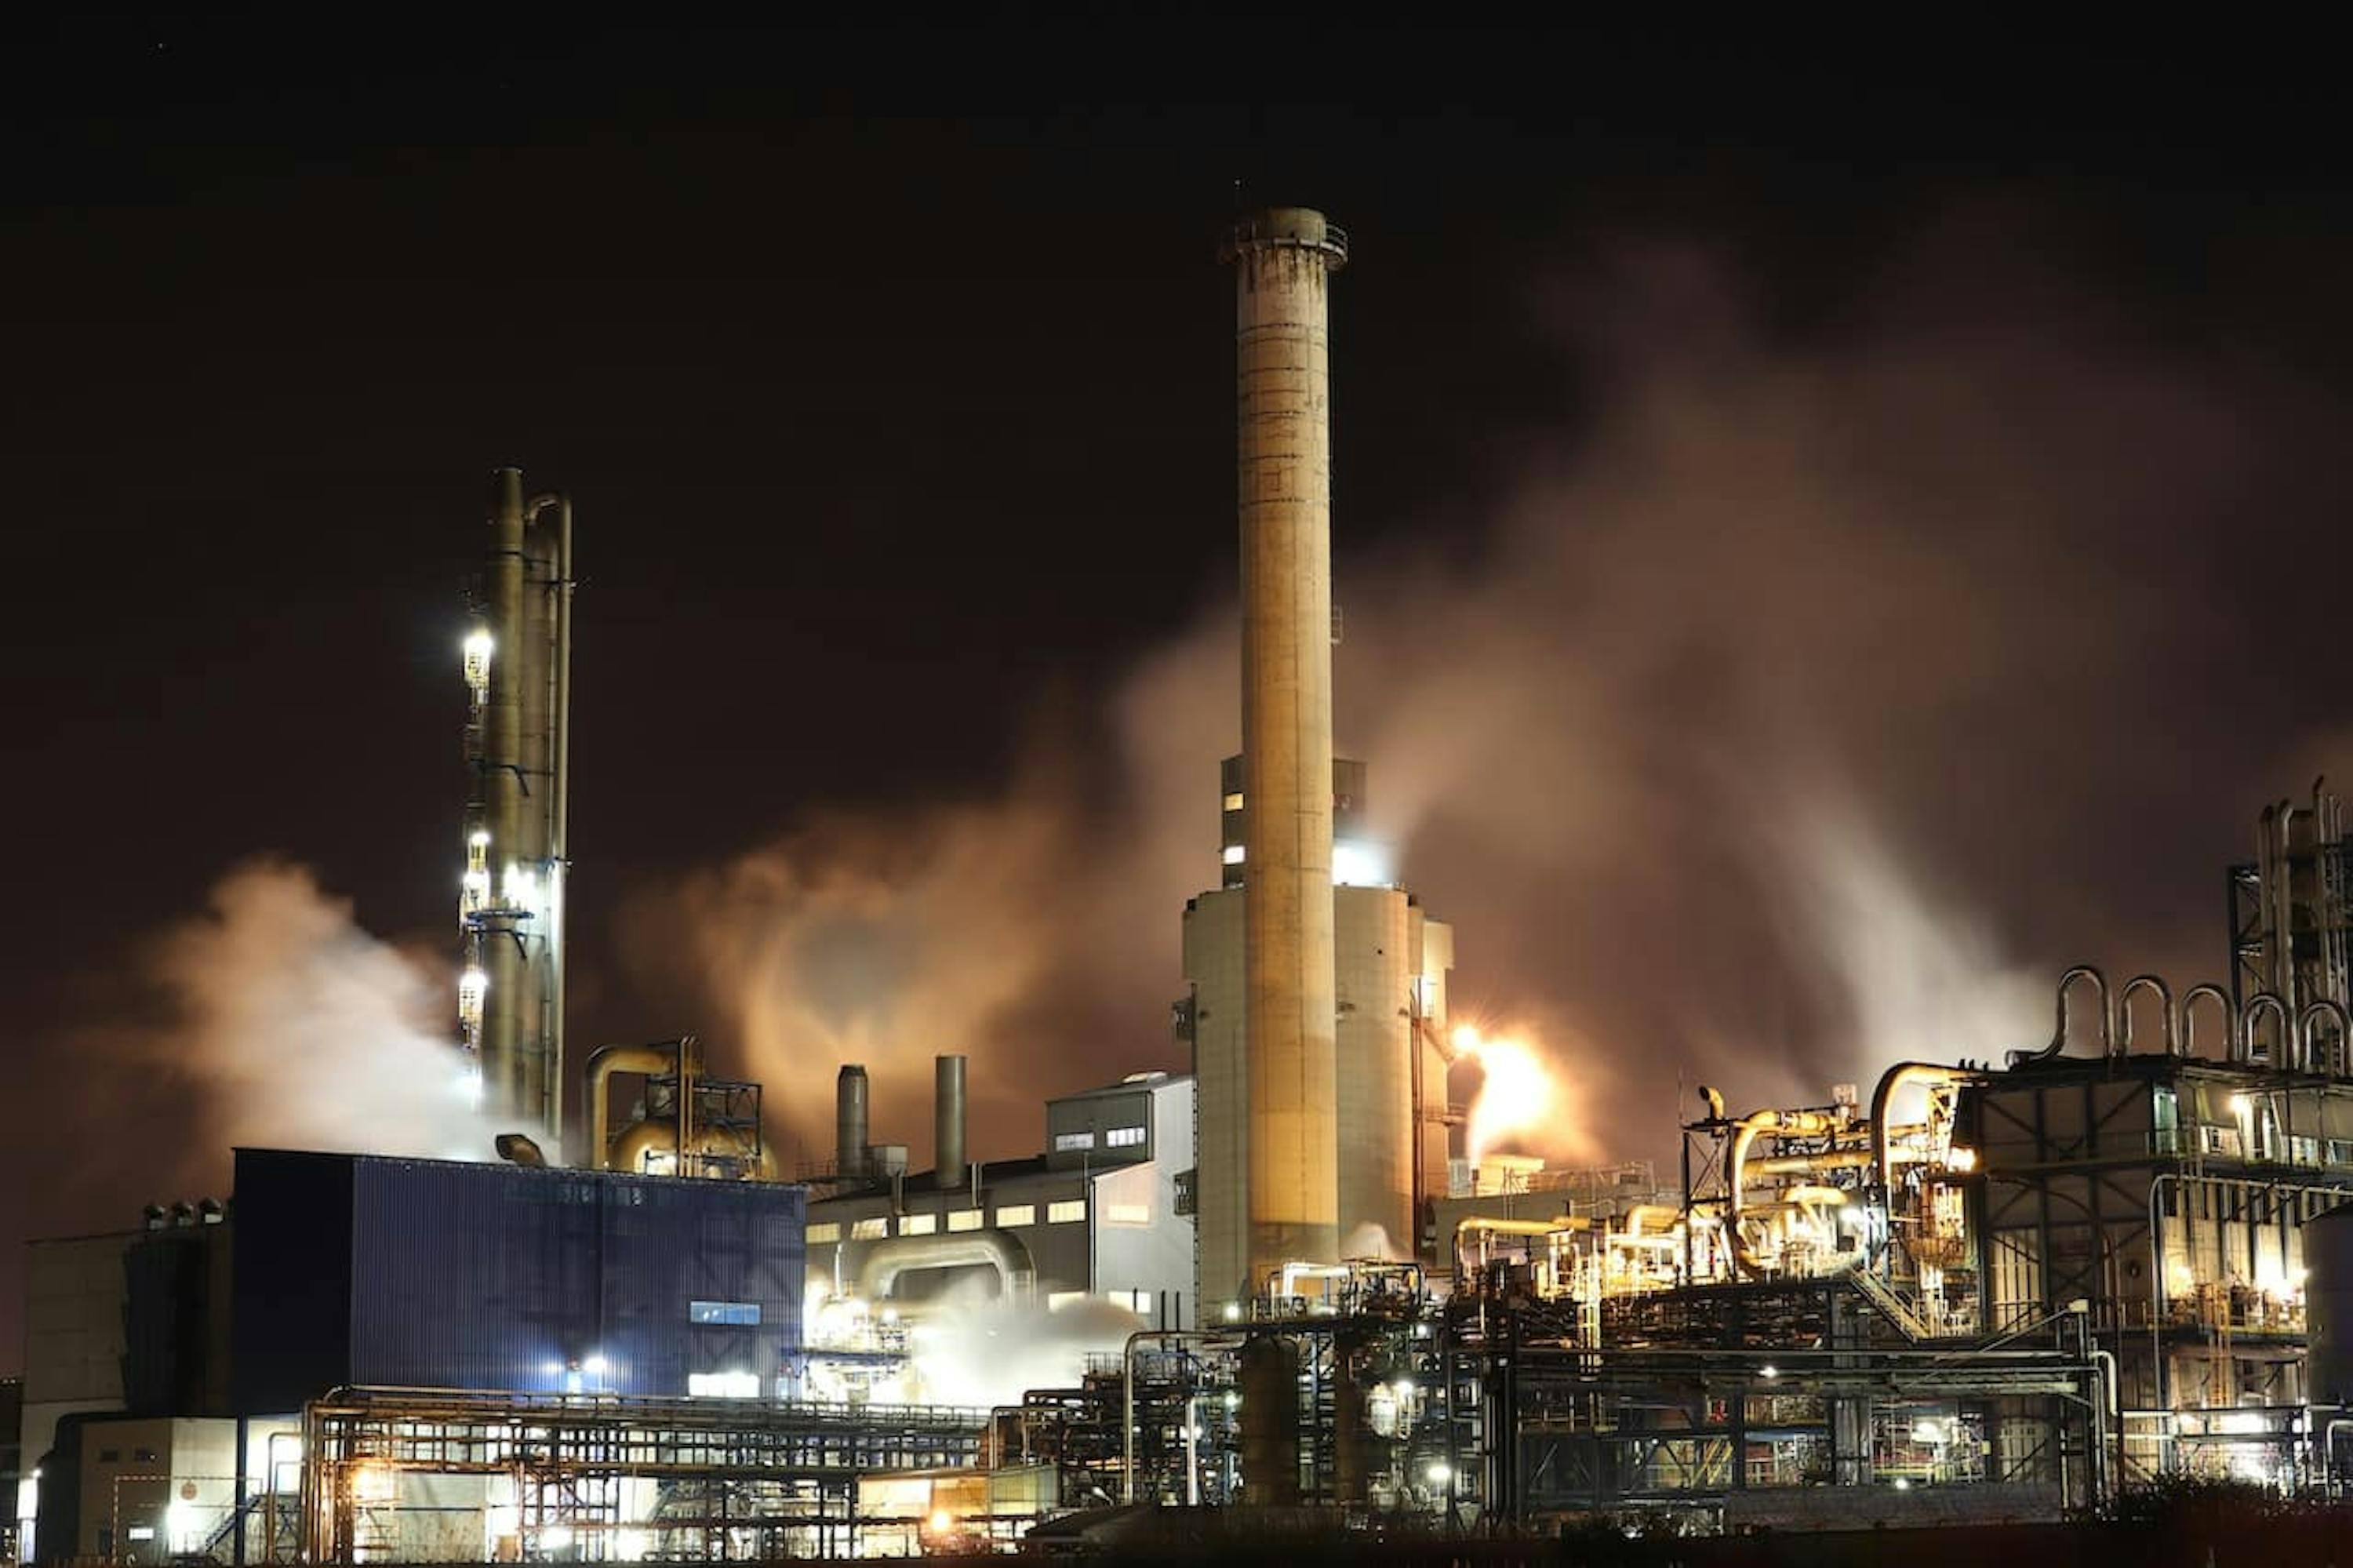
[835,1064,870,1182]
[935,1053,968,1190]
[1223,208,1347,1284]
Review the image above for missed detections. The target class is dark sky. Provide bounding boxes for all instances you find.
[7,23,2353,1372]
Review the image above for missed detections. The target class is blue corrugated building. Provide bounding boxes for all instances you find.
[230,1149,806,1413]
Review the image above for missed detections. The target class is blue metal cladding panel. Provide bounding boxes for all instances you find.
[230,1148,355,1413]
[346,1159,806,1397]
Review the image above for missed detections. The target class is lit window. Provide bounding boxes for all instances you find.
[1055,1131,1096,1152]
[1222,845,1246,866]
[947,1209,984,1232]
[1046,1290,1086,1312]
[1223,792,1245,811]
[852,1217,889,1239]
[2330,1140,2353,1166]
[996,1205,1037,1227]
[899,1213,936,1236]
[689,1300,760,1326]
[1105,1126,1146,1148]
[1049,1199,1088,1224]
[1105,1202,1151,1227]
[686,1370,762,1399]
[806,1222,842,1243]
[2294,1135,2322,1166]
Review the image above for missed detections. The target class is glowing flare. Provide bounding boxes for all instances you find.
[1460,1031,1557,1163]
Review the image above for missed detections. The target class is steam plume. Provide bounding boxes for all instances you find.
[83,859,502,1187]
[653,216,2352,1167]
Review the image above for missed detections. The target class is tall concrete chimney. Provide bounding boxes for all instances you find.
[934,1053,968,1191]
[1222,208,1347,1286]
[835,1064,870,1182]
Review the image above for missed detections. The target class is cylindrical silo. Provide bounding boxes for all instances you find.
[2307,1206,2353,1404]
[836,1065,871,1183]
[1223,206,1347,1289]
[1336,886,1413,1260]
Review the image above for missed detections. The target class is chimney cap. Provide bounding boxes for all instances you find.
[1222,207,1347,266]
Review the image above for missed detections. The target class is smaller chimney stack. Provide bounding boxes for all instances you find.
[835,1064,870,1183]
[935,1054,968,1191]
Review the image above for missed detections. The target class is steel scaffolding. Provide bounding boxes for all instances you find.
[300,1388,990,1562]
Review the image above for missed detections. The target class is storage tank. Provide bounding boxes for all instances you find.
[2307,1205,2353,1404]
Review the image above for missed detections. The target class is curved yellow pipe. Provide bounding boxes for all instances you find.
[586,1040,689,1171]
[1728,1108,1837,1275]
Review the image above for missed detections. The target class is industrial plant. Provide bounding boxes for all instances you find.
[17,206,2353,1563]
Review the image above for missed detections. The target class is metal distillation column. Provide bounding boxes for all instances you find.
[462,466,570,1146]
[1224,207,1347,1286]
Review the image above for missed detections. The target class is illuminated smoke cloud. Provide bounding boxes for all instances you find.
[657,215,2353,1167]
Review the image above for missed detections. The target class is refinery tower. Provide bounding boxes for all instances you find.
[458,467,573,1146]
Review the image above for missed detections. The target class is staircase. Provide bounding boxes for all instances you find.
[1846,1265,1935,1341]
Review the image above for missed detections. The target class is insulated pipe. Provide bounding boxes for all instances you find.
[1224,207,1348,1287]
[855,1231,1031,1302]
[515,494,557,1136]
[935,1054,968,1190]
[2303,999,2351,1077]
[584,1040,685,1170]
[1449,1215,1574,1282]
[2115,974,2177,1057]
[546,494,573,1145]
[2012,964,2111,1066]
[1727,1108,1837,1275]
[1620,1204,1682,1238]
[2242,991,2292,1067]
[1744,1148,1876,1179]
[2181,984,2235,1060]
[836,1065,870,1182]
[1868,1064,1974,1207]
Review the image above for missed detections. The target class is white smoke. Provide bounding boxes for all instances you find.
[905,1285,1144,1410]
[104,859,504,1171]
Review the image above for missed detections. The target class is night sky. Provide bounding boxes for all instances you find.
[8,24,2353,1371]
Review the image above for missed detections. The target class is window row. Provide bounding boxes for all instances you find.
[806,1199,1093,1246]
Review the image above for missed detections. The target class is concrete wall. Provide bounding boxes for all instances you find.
[1184,890,1249,1312]
[1191,886,1456,1305]
[1336,886,1412,1260]
[18,1233,133,1487]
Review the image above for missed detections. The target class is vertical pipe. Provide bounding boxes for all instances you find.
[515,496,555,1137]
[1224,207,1347,1289]
[836,1066,870,1182]
[482,467,528,1121]
[935,1054,968,1191]
[548,497,573,1148]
